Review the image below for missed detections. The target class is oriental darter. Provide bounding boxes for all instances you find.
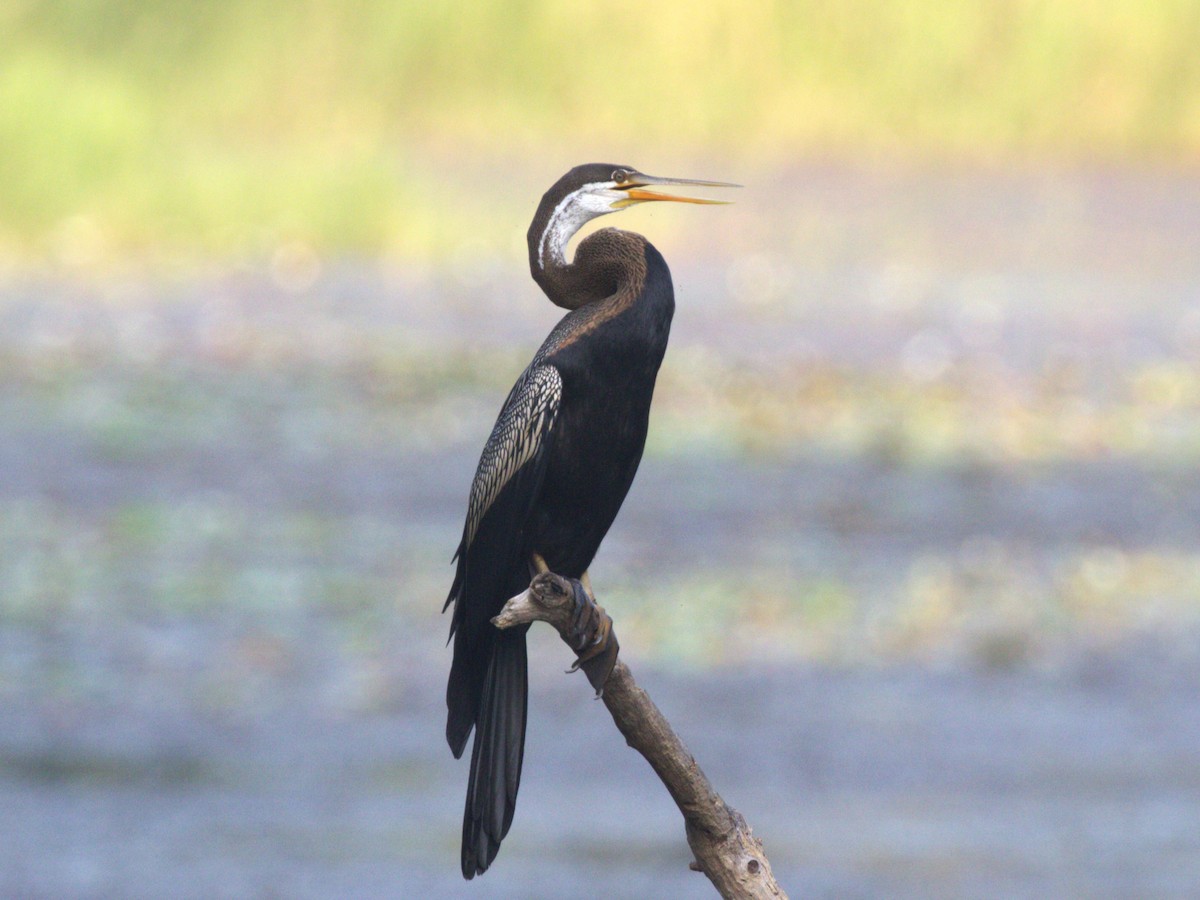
[444,163,736,877]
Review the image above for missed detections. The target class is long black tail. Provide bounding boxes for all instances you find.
[455,628,528,878]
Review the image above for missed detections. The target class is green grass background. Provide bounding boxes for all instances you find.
[3,0,1199,262]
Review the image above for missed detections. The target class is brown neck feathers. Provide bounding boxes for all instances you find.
[532,228,646,311]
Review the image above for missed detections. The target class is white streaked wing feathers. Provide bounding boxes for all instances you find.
[463,365,562,548]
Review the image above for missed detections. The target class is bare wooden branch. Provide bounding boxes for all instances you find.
[493,573,787,900]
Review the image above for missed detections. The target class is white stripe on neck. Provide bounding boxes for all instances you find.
[537,182,615,270]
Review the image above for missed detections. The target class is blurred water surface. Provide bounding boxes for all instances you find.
[2,167,1200,897]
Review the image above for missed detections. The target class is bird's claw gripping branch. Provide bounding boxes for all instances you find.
[492,571,619,694]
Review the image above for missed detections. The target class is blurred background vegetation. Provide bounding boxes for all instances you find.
[2,0,1199,263]
[4,3,1200,895]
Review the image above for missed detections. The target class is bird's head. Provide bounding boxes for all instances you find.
[529,163,737,275]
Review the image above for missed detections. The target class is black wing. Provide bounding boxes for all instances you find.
[445,363,563,876]
[459,363,563,563]
[444,363,562,745]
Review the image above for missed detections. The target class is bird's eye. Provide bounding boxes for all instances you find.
[612,169,629,184]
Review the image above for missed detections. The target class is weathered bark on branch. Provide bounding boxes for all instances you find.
[493,573,787,900]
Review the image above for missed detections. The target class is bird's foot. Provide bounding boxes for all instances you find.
[564,578,619,694]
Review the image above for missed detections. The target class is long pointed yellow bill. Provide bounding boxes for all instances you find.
[612,172,740,208]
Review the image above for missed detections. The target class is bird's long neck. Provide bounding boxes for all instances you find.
[529,227,646,311]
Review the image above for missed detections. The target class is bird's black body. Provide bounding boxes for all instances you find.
[444,163,728,878]
[527,240,674,575]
